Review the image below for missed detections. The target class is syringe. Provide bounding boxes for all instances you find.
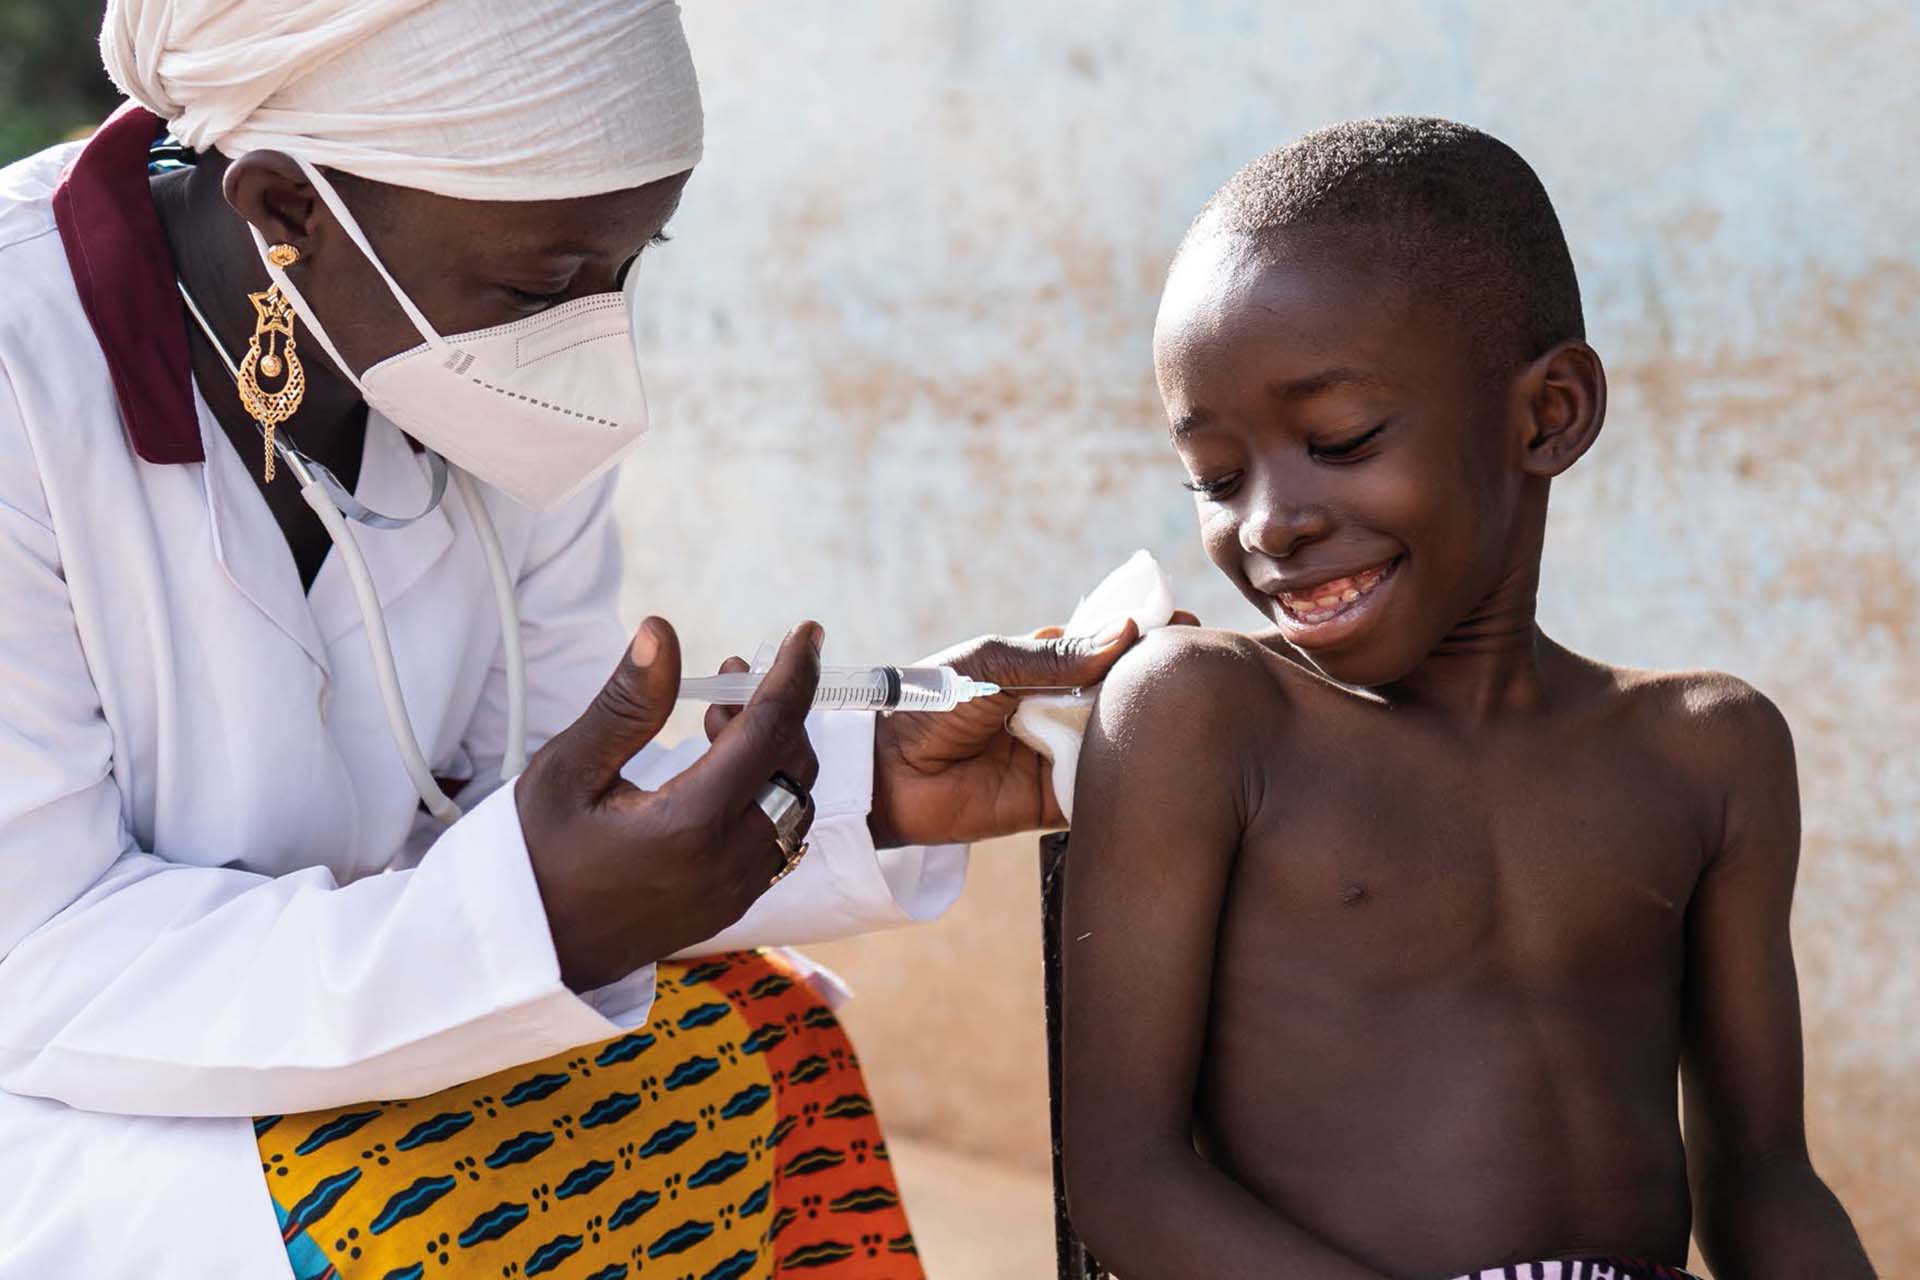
[679,665,1008,713]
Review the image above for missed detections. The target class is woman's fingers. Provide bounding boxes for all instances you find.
[713,632,820,888]
[1028,613,1197,647]
[517,623,833,988]
[944,619,1141,692]
[703,655,750,742]
[540,617,682,795]
[741,770,818,861]
[689,622,822,799]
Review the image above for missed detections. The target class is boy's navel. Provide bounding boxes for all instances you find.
[1339,882,1370,907]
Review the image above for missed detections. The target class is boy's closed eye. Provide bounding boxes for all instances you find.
[1180,421,1391,498]
[1182,470,1243,499]
[1309,420,1390,462]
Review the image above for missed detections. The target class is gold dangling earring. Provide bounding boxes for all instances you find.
[235,243,306,483]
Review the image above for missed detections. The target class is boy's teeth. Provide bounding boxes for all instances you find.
[1281,561,1391,616]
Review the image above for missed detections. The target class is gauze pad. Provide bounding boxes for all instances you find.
[1008,550,1175,823]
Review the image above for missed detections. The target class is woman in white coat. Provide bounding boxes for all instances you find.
[0,2,1152,1276]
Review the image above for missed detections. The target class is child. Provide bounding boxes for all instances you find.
[1060,118,1876,1280]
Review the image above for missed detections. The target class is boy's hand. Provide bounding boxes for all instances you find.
[865,612,1196,847]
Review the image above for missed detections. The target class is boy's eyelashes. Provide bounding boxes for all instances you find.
[1179,421,1392,497]
[1309,421,1389,462]
[1182,469,1243,500]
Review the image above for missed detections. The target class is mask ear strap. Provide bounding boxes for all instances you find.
[291,158,448,351]
[250,154,451,368]
[247,221,369,388]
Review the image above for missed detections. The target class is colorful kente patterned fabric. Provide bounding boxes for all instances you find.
[258,950,923,1280]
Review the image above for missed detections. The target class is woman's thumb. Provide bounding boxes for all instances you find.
[548,618,683,789]
[1054,616,1140,683]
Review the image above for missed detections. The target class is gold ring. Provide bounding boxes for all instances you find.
[769,840,809,888]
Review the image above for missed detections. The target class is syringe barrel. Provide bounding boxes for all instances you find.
[889,666,967,712]
[780,666,967,711]
[678,666,971,711]
[809,667,901,711]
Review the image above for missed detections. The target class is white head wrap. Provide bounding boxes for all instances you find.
[100,0,702,200]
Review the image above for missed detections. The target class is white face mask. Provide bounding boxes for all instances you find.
[253,157,650,512]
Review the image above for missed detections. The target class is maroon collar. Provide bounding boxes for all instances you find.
[51,102,204,464]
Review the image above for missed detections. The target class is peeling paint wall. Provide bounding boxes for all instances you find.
[616,1,1920,1267]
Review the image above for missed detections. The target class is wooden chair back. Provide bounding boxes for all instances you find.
[1039,832,1107,1280]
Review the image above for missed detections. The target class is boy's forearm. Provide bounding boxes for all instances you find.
[1695,1155,1875,1280]
[1068,1143,1393,1280]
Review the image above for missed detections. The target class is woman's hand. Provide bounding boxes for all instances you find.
[866,613,1196,848]
[515,617,823,991]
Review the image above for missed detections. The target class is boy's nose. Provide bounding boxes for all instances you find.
[1241,494,1334,559]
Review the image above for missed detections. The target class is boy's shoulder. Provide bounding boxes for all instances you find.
[1098,625,1297,718]
[1096,634,1793,782]
[1090,625,1314,767]
[1575,656,1796,793]
[1079,626,1296,830]
[1580,659,1803,877]
[1103,636,1794,774]
[1592,659,1789,742]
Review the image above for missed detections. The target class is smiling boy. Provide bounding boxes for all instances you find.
[1060,118,1876,1280]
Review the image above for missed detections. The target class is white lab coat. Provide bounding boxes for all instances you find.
[0,128,966,1276]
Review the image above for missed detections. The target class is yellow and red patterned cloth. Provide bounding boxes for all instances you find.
[258,950,922,1280]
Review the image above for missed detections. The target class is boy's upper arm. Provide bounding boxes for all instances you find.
[1062,630,1260,1157]
[1678,677,1810,1172]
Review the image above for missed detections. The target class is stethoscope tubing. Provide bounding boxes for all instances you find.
[178,278,528,826]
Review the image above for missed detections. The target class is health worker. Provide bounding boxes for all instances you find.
[0,2,1147,1275]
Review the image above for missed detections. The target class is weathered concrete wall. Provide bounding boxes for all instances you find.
[616,1,1920,1268]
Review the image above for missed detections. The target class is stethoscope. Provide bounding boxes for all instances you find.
[178,280,524,825]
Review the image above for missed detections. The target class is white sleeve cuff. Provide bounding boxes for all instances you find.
[674,710,969,955]
[578,965,658,1029]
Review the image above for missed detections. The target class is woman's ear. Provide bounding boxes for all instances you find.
[1515,339,1608,478]
[221,150,321,257]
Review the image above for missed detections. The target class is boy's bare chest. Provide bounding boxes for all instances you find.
[1224,719,1708,990]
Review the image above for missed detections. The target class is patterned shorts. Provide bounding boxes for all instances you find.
[258,950,923,1280]
[1445,1261,1703,1280]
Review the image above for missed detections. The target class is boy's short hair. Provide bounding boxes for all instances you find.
[1183,116,1584,373]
